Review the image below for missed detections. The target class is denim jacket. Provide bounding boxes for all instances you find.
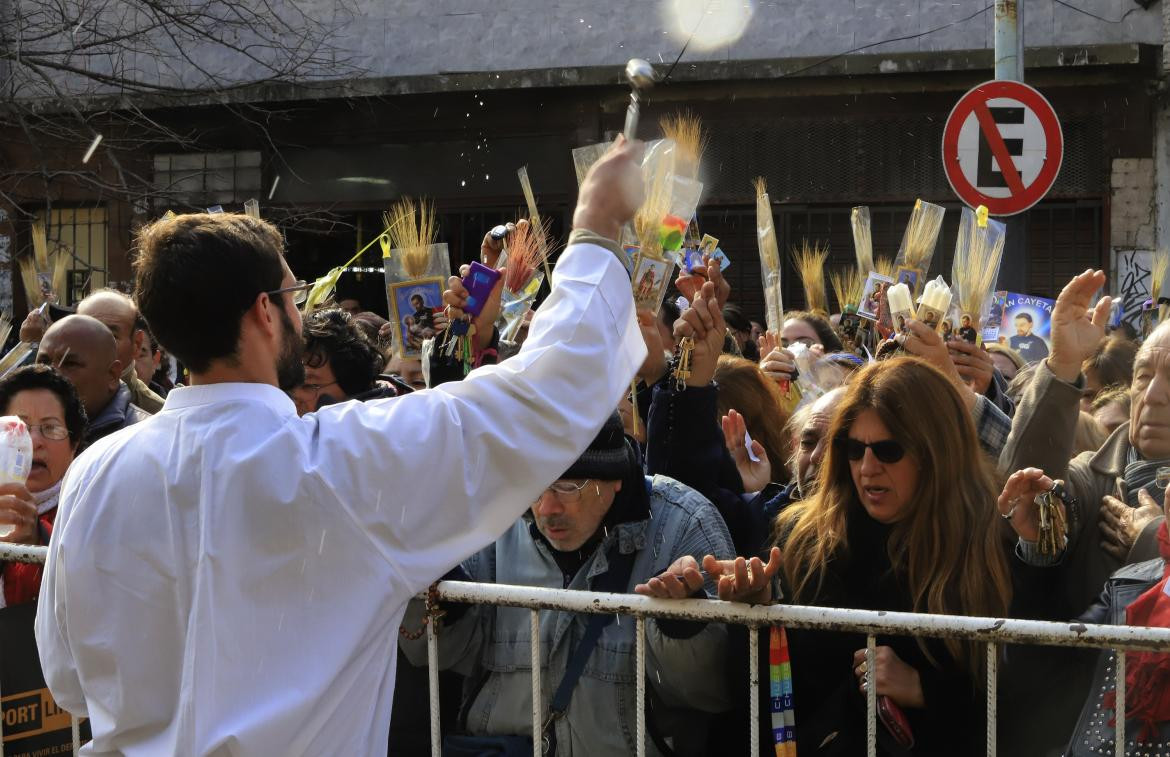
[400,475,735,756]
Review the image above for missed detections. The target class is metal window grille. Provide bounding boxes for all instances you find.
[5,541,1170,757]
[152,151,263,208]
[39,207,109,306]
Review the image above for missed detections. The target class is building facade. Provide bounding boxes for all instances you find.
[0,0,1164,321]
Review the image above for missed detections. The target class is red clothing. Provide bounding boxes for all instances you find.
[2,506,56,606]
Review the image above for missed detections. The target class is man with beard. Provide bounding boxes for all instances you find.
[36,138,648,755]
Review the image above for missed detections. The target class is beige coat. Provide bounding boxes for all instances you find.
[999,362,1163,615]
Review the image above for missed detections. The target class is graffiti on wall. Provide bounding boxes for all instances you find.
[1116,249,1153,333]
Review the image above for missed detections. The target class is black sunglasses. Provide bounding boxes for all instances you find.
[833,437,906,464]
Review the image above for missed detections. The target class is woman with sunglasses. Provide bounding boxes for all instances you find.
[0,364,87,607]
[707,356,1014,755]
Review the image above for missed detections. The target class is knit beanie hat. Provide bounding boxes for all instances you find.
[560,412,638,481]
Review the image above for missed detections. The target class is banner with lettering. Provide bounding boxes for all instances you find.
[0,603,89,755]
[984,291,1055,365]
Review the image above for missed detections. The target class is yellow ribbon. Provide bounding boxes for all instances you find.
[975,205,989,228]
[303,226,395,312]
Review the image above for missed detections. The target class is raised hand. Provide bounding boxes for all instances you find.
[637,309,668,385]
[1049,269,1111,382]
[759,333,796,385]
[674,253,729,308]
[442,263,504,351]
[19,309,46,343]
[998,468,1061,543]
[722,409,771,492]
[705,254,731,310]
[672,281,726,387]
[701,546,782,604]
[573,135,646,243]
[947,339,994,395]
[479,221,515,269]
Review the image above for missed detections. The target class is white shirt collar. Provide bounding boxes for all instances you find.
[162,382,296,417]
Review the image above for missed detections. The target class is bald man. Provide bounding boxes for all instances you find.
[36,315,149,447]
[19,290,166,413]
[77,290,165,414]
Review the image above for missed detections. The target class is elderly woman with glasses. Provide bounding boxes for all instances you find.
[698,357,1020,756]
[0,364,88,607]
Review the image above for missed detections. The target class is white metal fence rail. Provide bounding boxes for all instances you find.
[6,542,1170,756]
[428,580,1170,757]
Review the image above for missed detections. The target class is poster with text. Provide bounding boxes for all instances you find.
[1,604,90,755]
[993,292,1055,365]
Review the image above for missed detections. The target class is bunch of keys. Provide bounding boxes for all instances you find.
[673,336,695,390]
[1036,481,1072,556]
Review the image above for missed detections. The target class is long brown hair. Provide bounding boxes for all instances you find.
[775,357,1011,675]
[714,355,791,482]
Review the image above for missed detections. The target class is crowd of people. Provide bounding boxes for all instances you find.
[1,137,1167,756]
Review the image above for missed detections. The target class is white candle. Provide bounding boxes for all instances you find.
[916,276,953,332]
[887,282,913,315]
[920,276,952,313]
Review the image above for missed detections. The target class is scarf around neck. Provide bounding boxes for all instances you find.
[1123,448,1164,508]
[33,480,62,516]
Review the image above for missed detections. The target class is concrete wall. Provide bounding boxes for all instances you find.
[337,0,1161,78]
[9,0,1164,97]
[1113,157,1157,251]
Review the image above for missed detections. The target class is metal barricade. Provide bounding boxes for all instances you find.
[7,541,1170,757]
[424,580,1170,757]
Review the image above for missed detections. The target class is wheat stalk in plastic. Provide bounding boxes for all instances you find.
[660,111,706,181]
[897,199,946,272]
[51,246,69,301]
[503,219,551,294]
[755,177,784,334]
[384,197,438,279]
[794,240,830,317]
[634,155,676,256]
[18,256,41,308]
[1152,249,1170,324]
[830,267,864,314]
[875,257,895,278]
[851,207,875,277]
[0,312,12,351]
[952,206,1006,342]
[517,167,554,283]
[30,218,49,273]
[1152,250,1169,303]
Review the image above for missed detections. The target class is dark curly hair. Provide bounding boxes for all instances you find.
[0,365,89,446]
[302,308,383,397]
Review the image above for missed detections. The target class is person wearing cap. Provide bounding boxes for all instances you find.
[399,412,735,756]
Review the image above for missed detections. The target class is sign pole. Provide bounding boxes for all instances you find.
[995,0,1027,290]
[994,0,1021,82]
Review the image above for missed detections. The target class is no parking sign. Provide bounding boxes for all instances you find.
[942,80,1063,216]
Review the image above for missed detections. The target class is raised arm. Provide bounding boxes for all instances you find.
[998,270,1111,482]
[313,139,649,594]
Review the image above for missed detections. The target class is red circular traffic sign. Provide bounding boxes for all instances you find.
[942,80,1063,216]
